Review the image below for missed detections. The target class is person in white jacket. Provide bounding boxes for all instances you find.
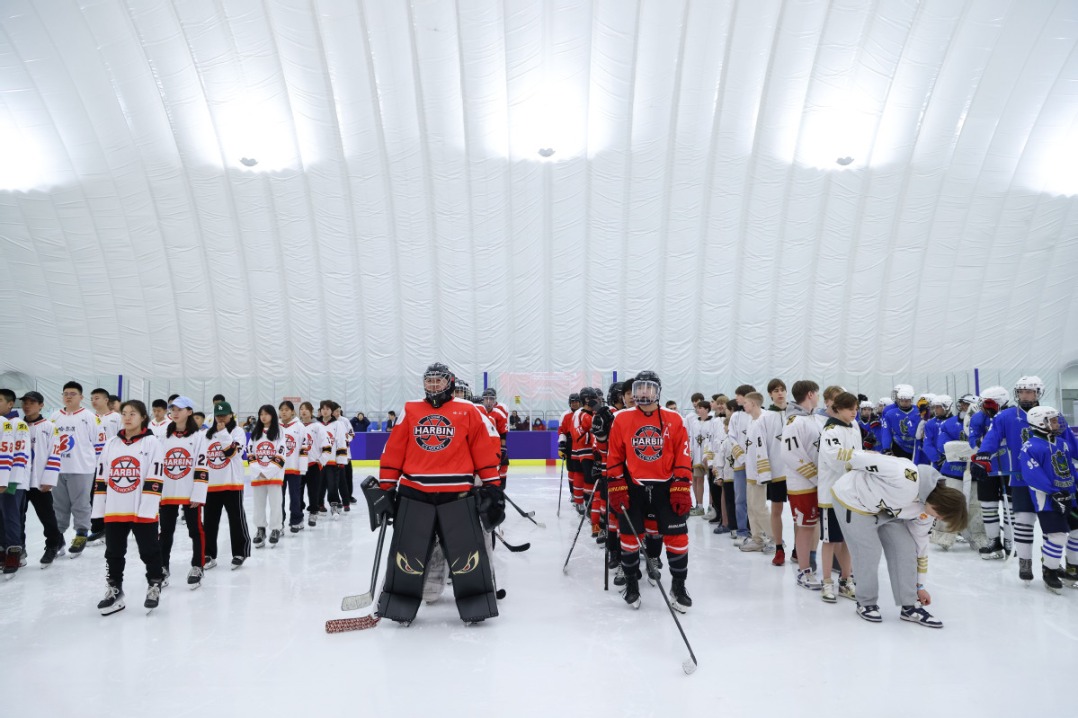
[18,392,65,565]
[831,453,968,627]
[247,405,287,548]
[92,400,166,615]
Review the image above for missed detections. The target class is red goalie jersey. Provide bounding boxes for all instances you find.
[607,407,692,486]
[379,398,502,494]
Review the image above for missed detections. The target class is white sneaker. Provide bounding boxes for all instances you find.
[762,541,776,555]
[796,569,823,590]
[838,577,857,600]
[739,538,765,552]
[821,580,837,603]
[703,507,717,521]
[689,505,705,517]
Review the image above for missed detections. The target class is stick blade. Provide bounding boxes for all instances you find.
[533,520,547,529]
[341,592,373,612]
[682,657,698,675]
[326,615,380,633]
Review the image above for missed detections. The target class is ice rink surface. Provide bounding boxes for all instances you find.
[4,466,1074,718]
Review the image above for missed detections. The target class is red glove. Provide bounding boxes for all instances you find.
[669,480,692,516]
[969,455,992,482]
[608,478,630,514]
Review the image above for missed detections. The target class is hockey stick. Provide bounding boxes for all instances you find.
[561,485,598,574]
[619,510,698,675]
[999,474,1014,562]
[326,615,380,633]
[341,519,388,611]
[505,494,545,528]
[557,459,564,518]
[493,532,531,553]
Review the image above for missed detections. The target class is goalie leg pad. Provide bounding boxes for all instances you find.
[436,495,499,622]
[376,496,437,623]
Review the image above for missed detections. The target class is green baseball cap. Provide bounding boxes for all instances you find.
[213,401,233,416]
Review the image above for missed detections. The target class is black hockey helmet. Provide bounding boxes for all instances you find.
[632,371,661,407]
[579,386,601,409]
[423,363,455,408]
[607,382,623,407]
[481,387,498,409]
[453,379,472,402]
[568,392,581,407]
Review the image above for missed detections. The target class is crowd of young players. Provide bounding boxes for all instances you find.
[2,370,1075,624]
[0,383,365,614]
[556,372,1078,627]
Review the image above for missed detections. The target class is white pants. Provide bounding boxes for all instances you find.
[252,484,283,530]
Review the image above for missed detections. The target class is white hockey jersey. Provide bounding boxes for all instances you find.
[280,420,306,478]
[26,417,61,490]
[728,410,751,471]
[160,429,209,506]
[303,421,329,469]
[0,418,31,490]
[817,418,864,508]
[781,404,824,495]
[333,417,352,467]
[686,414,720,467]
[49,408,104,474]
[247,430,286,487]
[205,425,247,491]
[148,418,171,440]
[747,411,787,485]
[92,431,164,523]
[831,453,935,580]
[98,411,122,441]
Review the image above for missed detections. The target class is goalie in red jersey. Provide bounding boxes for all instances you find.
[606,371,693,612]
[372,363,504,625]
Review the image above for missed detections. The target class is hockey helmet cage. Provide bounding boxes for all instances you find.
[423,363,456,408]
[579,386,601,409]
[632,371,662,407]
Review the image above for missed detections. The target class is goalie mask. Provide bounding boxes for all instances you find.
[1026,405,1060,437]
[1013,376,1045,411]
[423,363,455,408]
[631,371,662,409]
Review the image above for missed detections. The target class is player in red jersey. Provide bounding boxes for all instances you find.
[479,388,510,484]
[374,363,503,625]
[559,393,584,510]
[606,371,693,611]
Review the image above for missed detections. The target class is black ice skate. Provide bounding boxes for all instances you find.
[671,577,692,613]
[1043,566,1063,595]
[145,580,163,613]
[622,572,641,609]
[979,537,1008,560]
[1018,558,1033,584]
[98,585,125,615]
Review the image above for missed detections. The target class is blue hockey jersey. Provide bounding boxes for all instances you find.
[880,404,919,456]
[921,417,942,466]
[1018,433,1077,512]
[936,416,966,479]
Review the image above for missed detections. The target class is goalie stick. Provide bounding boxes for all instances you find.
[341,518,389,612]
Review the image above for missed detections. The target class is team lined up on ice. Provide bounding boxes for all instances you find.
[0,383,376,615]
[557,373,1077,627]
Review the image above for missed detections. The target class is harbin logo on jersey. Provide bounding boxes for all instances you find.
[414,414,455,452]
[56,433,74,455]
[163,447,193,480]
[108,457,141,493]
[631,426,664,462]
[254,440,276,466]
[285,434,297,456]
[206,442,229,470]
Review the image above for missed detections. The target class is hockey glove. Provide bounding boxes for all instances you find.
[476,484,506,531]
[608,478,629,514]
[1049,491,1073,515]
[5,482,16,495]
[969,454,992,482]
[499,447,509,466]
[669,480,692,516]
